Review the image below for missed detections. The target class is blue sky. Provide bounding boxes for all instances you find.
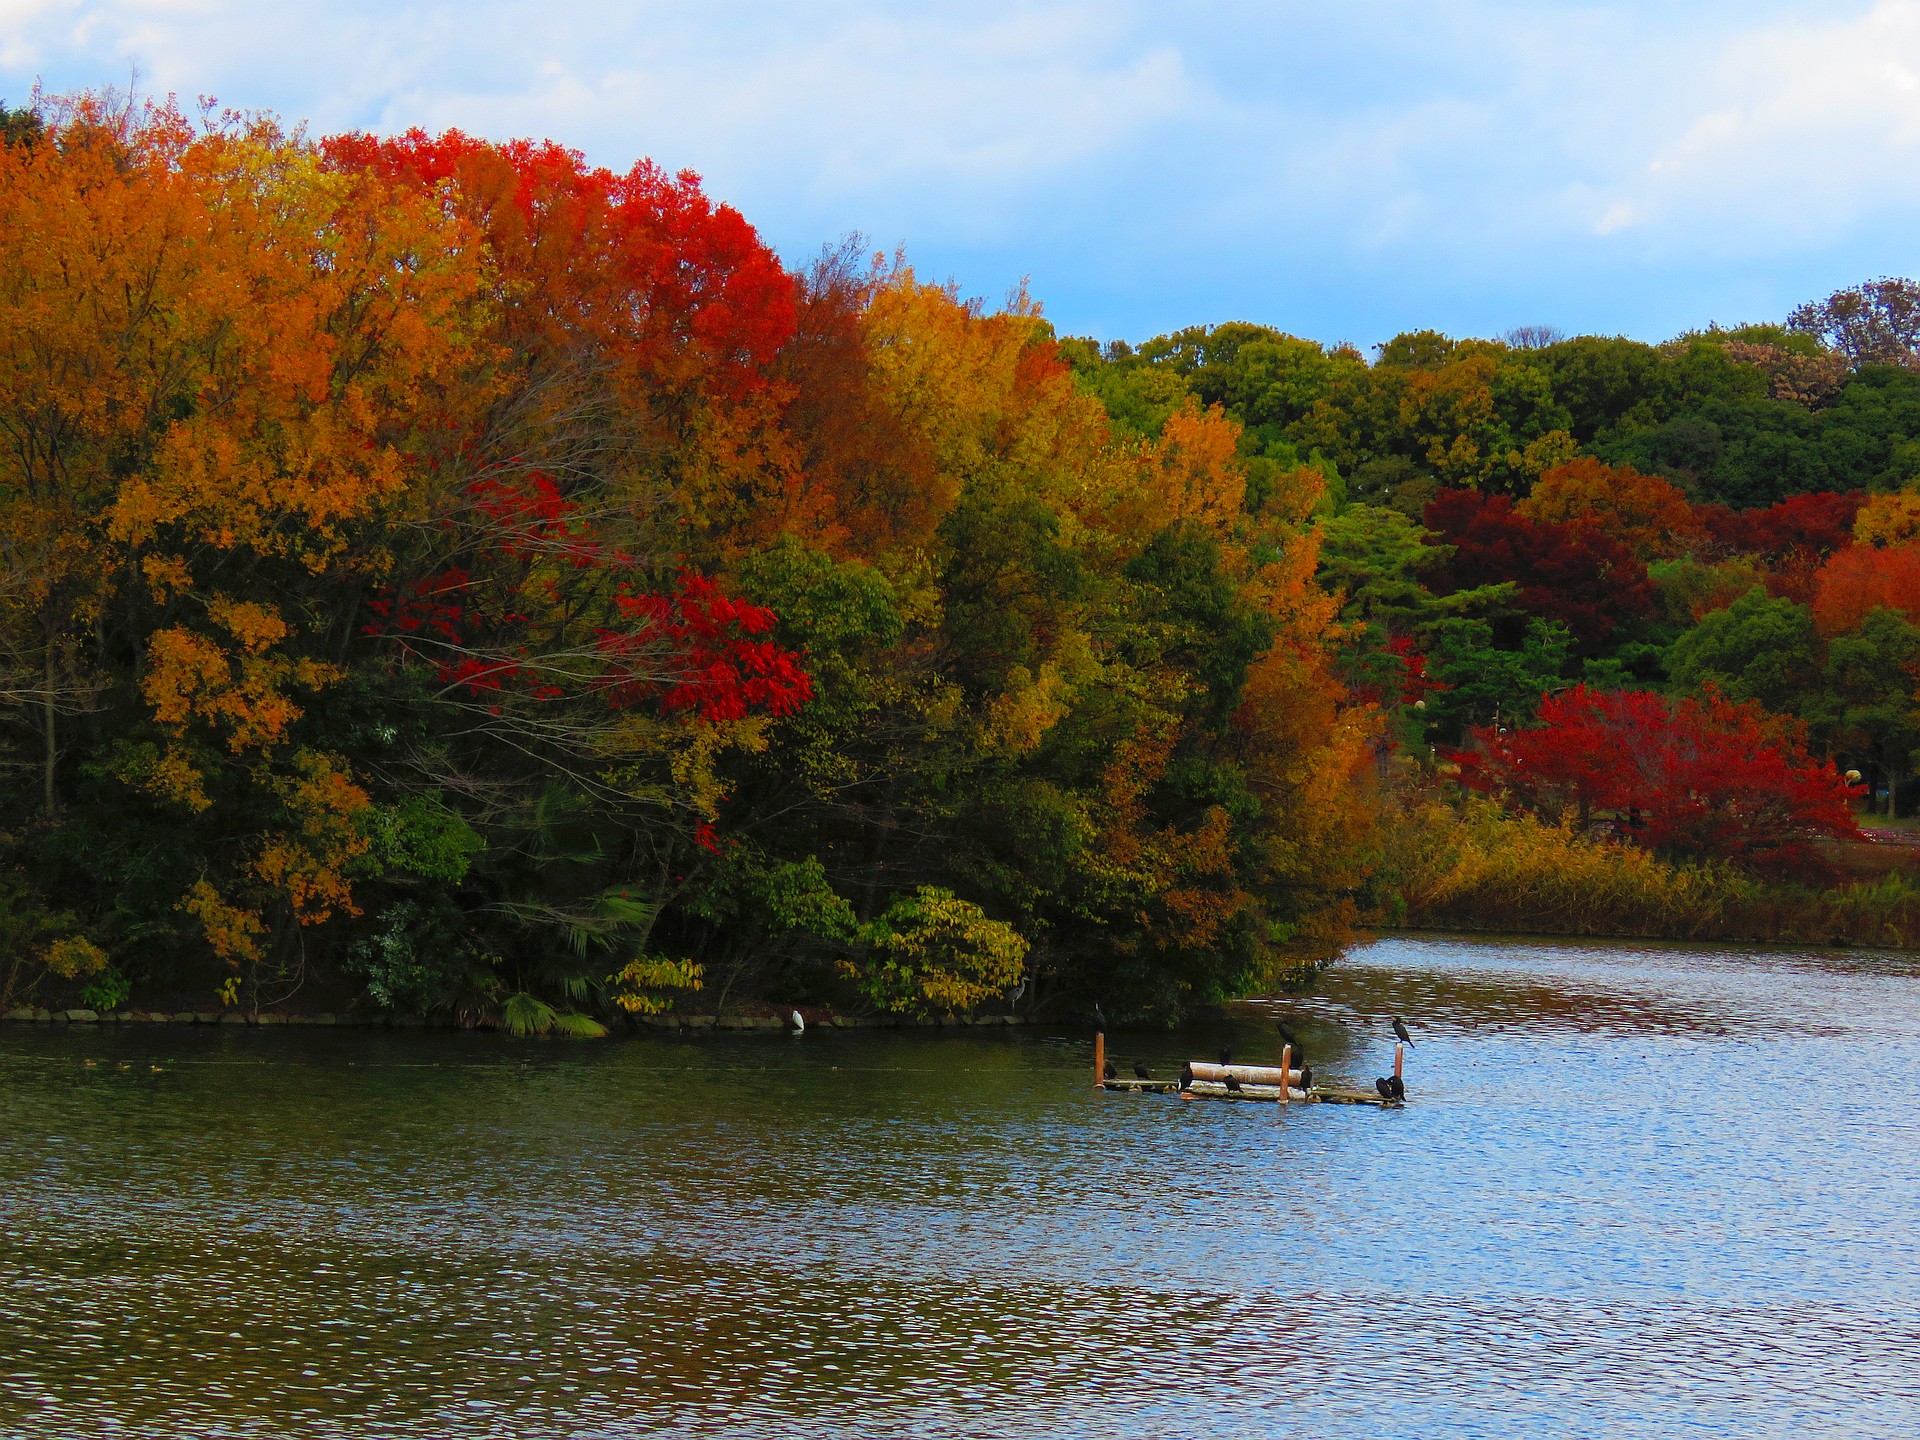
[3,1,1918,349]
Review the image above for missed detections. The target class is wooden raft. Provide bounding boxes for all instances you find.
[1093,1033,1406,1107]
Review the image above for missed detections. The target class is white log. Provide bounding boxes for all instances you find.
[1185,1061,1301,1087]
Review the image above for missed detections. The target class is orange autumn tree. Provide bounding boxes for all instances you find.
[0,98,486,1001]
[1517,457,1703,561]
[1811,540,1920,635]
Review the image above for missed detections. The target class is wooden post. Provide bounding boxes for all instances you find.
[1093,1029,1105,1088]
[1278,1045,1291,1105]
[1394,1042,1404,1081]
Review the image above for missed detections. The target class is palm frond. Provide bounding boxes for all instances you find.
[501,990,557,1037]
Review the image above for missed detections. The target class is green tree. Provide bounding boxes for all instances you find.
[1820,608,1920,815]
[1666,588,1821,714]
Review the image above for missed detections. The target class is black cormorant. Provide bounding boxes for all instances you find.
[1094,1003,1109,1033]
[1224,1073,1243,1093]
[1391,1016,1415,1048]
[1375,1077,1395,1100]
[1102,1059,1118,1081]
[1133,1062,1152,1080]
[1274,1020,1304,1060]
[1297,1065,1313,1092]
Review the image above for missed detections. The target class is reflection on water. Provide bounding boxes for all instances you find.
[4,936,1920,1438]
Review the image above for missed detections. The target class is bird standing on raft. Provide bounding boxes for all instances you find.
[1274,1020,1304,1060]
[1224,1074,1244,1094]
[1391,1016,1415,1048]
[1102,1059,1118,1081]
[1133,1062,1152,1080]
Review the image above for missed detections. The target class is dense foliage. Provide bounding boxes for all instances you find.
[1456,687,1859,877]
[3,94,1913,1024]
[0,97,1374,1024]
[1067,294,1920,838]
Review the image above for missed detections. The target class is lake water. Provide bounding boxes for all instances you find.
[3,935,1919,1439]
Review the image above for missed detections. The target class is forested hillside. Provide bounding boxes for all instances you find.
[1066,301,1920,800]
[3,96,1916,1028]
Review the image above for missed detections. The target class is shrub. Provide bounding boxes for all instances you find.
[345,901,499,1018]
[844,887,1029,1016]
[1381,795,1746,937]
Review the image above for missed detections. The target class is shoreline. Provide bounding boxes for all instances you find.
[0,1006,1044,1032]
[1363,923,1920,952]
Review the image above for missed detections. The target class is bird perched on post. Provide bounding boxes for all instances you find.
[1391,1016,1415,1048]
[790,1010,805,1035]
[1093,1003,1109,1034]
[1102,1059,1118,1081]
[1275,1021,1307,1070]
[1133,1062,1152,1081]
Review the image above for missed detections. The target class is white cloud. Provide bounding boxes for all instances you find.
[1605,1,1920,246]
[0,2,1202,245]
[2,2,1919,340]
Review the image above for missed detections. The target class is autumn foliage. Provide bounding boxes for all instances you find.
[1517,458,1702,560]
[11,89,1917,1017]
[1457,686,1860,875]
[1423,489,1655,653]
[0,94,1376,1023]
[1698,492,1866,560]
[1810,540,1920,636]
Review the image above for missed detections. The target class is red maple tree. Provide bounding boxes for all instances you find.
[1455,685,1861,875]
[1696,492,1864,560]
[1423,490,1655,654]
[322,128,795,400]
[1811,539,1920,636]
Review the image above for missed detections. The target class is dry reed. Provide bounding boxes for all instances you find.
[1374,795,1920,948]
